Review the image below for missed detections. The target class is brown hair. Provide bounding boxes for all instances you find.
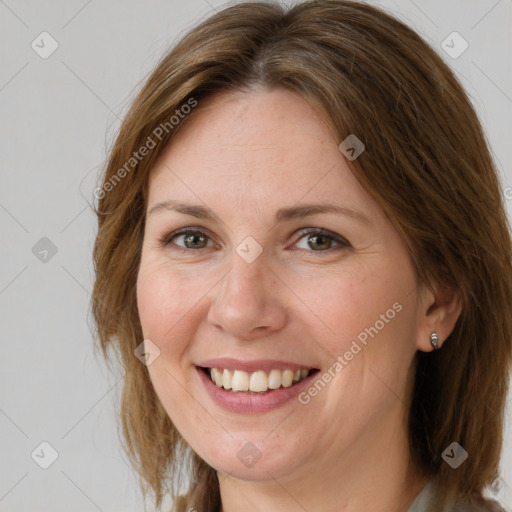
[91,1,512,510]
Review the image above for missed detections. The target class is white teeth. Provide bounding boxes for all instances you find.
[231,370,249,391]
[268,369,282,389]
[212,368,223,387]
[208,367,312,393]
[281,369,294,388]
[222,369,232,390]
[249,371,268,392]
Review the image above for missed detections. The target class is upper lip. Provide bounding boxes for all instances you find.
[197,358,318,373]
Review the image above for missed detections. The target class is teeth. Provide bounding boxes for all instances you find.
[268,369,282,389]
[222,369,232,390]
[231,370,249,391]
[208,367,312,393]
[212,368,223,387]
[249,370,268,392]
[281,369,294,388]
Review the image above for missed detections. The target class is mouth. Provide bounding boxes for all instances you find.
[198,366,320,395]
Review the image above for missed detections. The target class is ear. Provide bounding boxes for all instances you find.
[415,281,463,352]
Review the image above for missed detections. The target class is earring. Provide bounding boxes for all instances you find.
[430,332,440,350]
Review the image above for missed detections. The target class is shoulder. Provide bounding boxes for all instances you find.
[452,497,507,512]
[409,479,504,512]
[452,500,506,512]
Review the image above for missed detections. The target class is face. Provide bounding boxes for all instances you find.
[136,87,426,484]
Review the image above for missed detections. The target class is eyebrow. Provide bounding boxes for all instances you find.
[147,200,371,225]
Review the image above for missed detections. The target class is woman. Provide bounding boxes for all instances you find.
[91,1,512,511]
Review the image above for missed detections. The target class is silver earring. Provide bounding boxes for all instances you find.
[430,332,440,350]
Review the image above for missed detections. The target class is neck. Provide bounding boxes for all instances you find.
[217,411,429,512]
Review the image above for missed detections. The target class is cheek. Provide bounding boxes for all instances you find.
[136,263,204,344]
[136,264,208,429]
[294,269,418,425]
[293,258,418,369]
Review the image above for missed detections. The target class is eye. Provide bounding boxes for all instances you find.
[160,228,214,251]
[159,226,350,254]
[293,227,350,253]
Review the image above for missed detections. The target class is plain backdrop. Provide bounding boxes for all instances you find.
[1,1,511,510]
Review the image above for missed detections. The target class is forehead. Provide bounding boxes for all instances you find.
[159,87,333,161]
[146,88,381,223]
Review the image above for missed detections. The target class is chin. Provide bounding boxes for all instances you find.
[194,433,310,482]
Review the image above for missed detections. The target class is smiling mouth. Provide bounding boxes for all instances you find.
[200,367,320,394]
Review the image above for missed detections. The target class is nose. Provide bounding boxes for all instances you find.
[207,250,288,341]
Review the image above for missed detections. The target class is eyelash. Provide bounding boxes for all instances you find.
[158,227,351,255]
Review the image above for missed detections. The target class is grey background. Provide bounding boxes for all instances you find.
[0,1,511,510]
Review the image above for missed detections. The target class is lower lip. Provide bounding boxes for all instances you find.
[196,367,318,414]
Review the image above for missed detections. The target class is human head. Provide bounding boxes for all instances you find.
[91,1,512,510]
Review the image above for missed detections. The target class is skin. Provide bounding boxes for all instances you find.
[136,87,462,512]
